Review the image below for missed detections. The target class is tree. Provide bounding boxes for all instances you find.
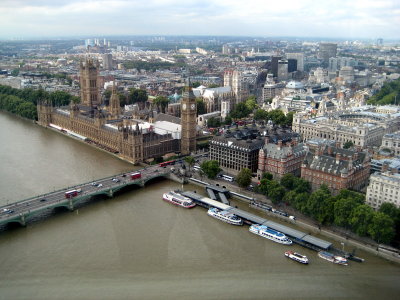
[343,141,354,149]
[196,98,206,116]
[334,197,362,228]
[11,69,19,76]
[200,160,221,179]
[254,109,268,121]
[224,115,232,125]
[292,178,311,194]
[285,111,294,126]
[268,109,286,125]
[266,181,286,204]
[128,88,148,107]
[280,173,296,190]
[245,95,257,112]
[49,90,73,106]
[118,93,127,107]
[379,203,400,222]
[192,81,201,88]
[236,168,252,188]
[368,212,395,244]
[262,172,273,180]
[153,96,169,113]
[208,83,219,88]
[304,185,331,222]
[184,156,195,171]
[350,205,374,236]
[230,102,251,119]
[207,117,221,128]
[103,89,112,103]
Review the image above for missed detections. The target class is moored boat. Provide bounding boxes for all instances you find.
[249,224,292,245]
[207,207,243,225]
[284,251,309,264]
[162,191,196,208]
[318,251,348,265]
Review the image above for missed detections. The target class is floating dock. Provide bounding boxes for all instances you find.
[181,191,332,251]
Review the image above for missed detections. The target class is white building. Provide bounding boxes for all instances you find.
[381,131,400,155]
[293,106,400,148]
[197,111,221,127]
[366,172,400,209]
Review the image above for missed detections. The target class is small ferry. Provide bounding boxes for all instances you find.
[284,251,309,264]
[207,207,243,225]
[162,191,196,208]
[318,251,348,266]
[249,224,292,245]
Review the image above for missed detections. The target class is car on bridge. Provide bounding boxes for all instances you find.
[2,208,14,214]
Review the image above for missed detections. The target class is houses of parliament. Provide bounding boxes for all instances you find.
[37,57,197,164]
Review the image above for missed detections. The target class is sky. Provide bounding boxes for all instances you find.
[0,0,399,40]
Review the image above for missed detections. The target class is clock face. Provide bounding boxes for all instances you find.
[182,103,187,110]
[190,103,196,110]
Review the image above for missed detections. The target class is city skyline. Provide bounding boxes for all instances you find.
[1,0,399,40]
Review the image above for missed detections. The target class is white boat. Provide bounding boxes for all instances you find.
[249,224,292,245]
[285,251,309,264]
[162,191,196,208]
[207,207,243,225]
[318,251,348,266]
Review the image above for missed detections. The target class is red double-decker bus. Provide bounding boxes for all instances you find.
[159,160,175,167]
[130,172,141,180]
[65,189,78,198]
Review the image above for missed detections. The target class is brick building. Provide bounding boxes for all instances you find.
[257,139,307,180]
[301,145,370,194]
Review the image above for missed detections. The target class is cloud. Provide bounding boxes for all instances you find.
[0,0,398,39]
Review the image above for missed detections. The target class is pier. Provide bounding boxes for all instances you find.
[181,190,332,251]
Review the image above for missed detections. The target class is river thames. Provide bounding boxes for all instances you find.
[0,111,400,299]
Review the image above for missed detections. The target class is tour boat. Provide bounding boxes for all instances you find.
[318,251,348,266]
[284,251,309,264]
[207,207,243,225]
[249,224,292,245]
[162,191,196,208]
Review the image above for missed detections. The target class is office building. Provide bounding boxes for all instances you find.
[366,172,400,209]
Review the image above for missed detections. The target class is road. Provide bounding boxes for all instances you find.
[0,164,168,222]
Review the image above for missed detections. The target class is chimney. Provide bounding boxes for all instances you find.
[336,153,341,164]
[265,136,269,144]
[353,152,358,160]
[382,162,389,173]
[335,141,341,149]
[327,146,333,156]
[277,140,282,150]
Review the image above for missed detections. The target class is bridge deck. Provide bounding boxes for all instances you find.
[0,165,171,226]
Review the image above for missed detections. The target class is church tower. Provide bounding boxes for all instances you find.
[109,82,121,118]
[180,80,197,155]
[80,57,100,108]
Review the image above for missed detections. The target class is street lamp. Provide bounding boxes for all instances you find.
[341,242,345,252]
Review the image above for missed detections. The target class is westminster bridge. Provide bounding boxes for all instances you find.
[0,165,180,228]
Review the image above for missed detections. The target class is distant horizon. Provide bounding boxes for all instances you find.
[0,0,398,41]
[1,34,399,44]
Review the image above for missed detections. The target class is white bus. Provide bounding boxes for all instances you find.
[222,175,234,182]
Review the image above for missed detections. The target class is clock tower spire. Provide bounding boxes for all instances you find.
[181,78,197,155]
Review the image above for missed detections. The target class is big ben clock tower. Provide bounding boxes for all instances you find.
[181,80,197,155]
